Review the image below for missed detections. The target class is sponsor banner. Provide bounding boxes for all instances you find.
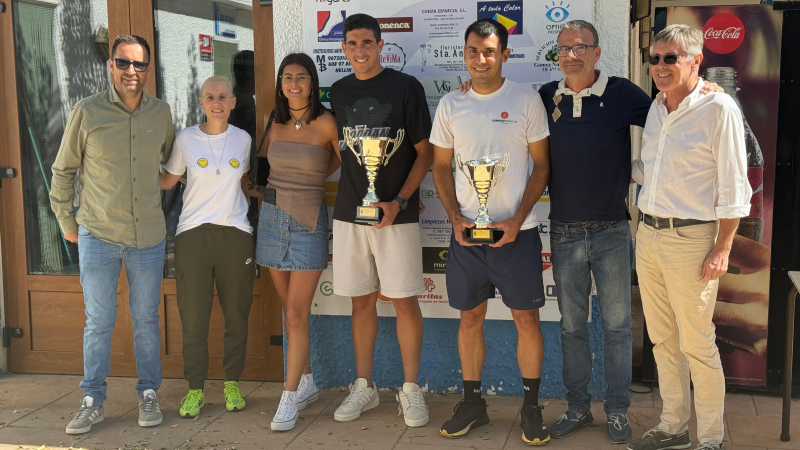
[377,17,415,32]
[304,0,593,321]
[662,5,781,386]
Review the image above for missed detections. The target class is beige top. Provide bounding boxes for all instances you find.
[266,142,330,232]
[50,88,175,248]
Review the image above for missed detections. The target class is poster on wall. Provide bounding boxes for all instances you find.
[662,5,781,386]
[303,0,593,321]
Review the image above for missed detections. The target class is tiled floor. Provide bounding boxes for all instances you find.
[0,374,797,450]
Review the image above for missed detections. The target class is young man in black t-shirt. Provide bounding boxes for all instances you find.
[328,14,433,427]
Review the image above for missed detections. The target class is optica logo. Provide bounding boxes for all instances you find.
[703,13,745,54]
[544,1,570,23]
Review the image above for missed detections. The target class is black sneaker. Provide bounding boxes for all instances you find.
[521,404,551,446]
[440,399,490,438]
[628,427,691,450]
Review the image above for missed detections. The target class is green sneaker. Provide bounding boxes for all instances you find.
[179,389,204,418]
[224,381,246,412]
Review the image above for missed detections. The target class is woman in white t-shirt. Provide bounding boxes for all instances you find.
[159,76,254,419]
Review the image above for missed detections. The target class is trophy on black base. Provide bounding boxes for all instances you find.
[343,126,405,224]
[455,153,510,244]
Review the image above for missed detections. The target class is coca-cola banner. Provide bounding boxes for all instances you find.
[665,5,781,386]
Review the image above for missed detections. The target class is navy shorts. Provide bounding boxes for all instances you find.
[446,227,545,311]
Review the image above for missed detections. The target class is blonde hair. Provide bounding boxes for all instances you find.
[200,75,233,95]
[652,24,703,56]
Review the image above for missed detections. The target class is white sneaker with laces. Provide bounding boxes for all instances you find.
[296,373,319,410]
[396,382,429,427]
[271,390,299,431]
[333,378,379,422]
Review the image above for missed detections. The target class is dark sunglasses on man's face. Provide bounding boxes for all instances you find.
[114,58,149,72]
[648,53,685,65]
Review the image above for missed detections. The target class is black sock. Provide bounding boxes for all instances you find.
[522,377,540,406]
[463,380,481,401]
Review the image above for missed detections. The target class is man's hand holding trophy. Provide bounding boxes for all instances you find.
[455,152,510,245]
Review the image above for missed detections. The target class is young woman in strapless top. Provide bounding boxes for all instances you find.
[249,53,340,431]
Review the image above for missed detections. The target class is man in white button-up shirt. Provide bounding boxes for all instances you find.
[628,25,751,450]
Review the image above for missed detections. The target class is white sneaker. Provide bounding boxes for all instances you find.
[333,378,379,422]
[271,390,299,431]
[296,373,319,410]
[396,382,429,427]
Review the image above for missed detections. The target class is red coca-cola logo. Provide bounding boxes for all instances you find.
[501,112,509,119]
[703,13,745,54]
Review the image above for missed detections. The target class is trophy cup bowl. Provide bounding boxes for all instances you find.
[343,127,405,224]
[455,153,510,244]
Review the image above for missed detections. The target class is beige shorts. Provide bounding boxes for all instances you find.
[332,220,425,299]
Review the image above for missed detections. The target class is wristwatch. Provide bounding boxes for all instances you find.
[393,195,408,211]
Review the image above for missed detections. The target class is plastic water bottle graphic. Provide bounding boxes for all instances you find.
[704,67,763,242]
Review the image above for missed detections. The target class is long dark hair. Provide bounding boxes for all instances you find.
[274,53,324,125]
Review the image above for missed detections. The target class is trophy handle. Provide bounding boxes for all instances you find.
[491,153,511,186]
[383,129,405,166]
[455,153,471,184]
[343,127,363,165]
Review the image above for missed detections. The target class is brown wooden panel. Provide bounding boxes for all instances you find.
[107,0,132,51]
[252,0,284,383]
[164,294,265,358]
[29,291,127,355]
[1,0,35,372]
[128,0,156,98]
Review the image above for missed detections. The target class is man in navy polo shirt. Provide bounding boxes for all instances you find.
[537,20,720,444]
[536,20,647,444]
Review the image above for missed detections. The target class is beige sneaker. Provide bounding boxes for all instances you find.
[396,382,429,427]
[333,378,379,422]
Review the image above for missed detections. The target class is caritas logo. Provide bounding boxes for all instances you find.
[703,13,745,54]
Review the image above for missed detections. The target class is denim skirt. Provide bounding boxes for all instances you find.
[256,200,329,271]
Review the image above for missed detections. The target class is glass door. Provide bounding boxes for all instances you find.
[13,0,111,275]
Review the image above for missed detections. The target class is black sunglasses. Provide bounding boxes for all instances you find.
[114,58,149,72]
[648,53,685,65]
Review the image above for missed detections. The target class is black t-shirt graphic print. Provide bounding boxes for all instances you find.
[330,68,432,225]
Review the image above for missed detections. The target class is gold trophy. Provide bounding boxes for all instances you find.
[455,153,510,244]
[343,127,405,223]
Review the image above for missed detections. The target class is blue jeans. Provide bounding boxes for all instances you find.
[550,220,632,415]
[78,226,165,405]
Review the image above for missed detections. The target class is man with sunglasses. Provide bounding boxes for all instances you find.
[536,21,722,445]
[50,35,174,435]
[628,24,751,450]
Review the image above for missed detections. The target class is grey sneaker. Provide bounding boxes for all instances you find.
[66,396,104,435]
[696,444,726,450]
[607,414,632,443]
[138,389,163,427]
[551,410,593,438]
[628,427,691,450]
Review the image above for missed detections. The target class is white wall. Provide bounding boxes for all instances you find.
[156,0,254,129]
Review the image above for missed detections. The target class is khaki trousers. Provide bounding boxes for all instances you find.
[174,224,256,390]
[636,221,725,444]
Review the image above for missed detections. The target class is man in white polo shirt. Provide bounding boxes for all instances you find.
[629,24,751,450]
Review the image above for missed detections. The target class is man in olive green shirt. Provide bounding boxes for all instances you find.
[50,35,174,435]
